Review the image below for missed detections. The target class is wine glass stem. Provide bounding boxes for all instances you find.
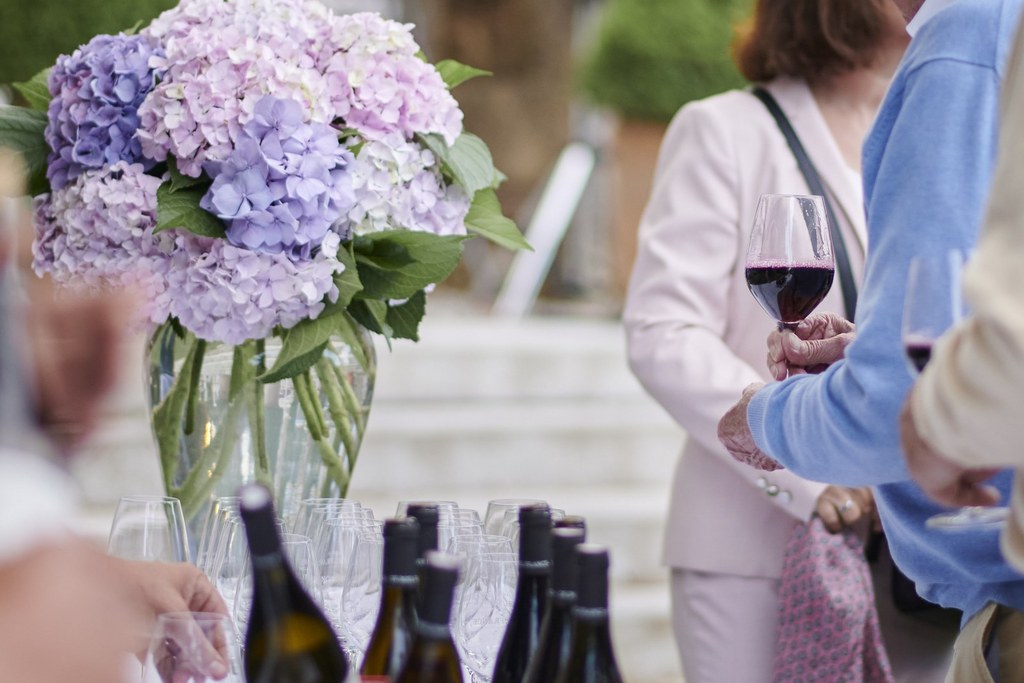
[778,321,799,332]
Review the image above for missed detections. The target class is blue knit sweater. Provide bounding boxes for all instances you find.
[747,0,1024,621]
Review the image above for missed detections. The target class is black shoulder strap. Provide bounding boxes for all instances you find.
[751,86,858,320]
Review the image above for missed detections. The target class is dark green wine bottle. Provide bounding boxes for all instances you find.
[554,545,624,683]
[238,484,355,683]
[394,552,465,683]
[490,503,552,683]
[522,527,586,683]
[405,503,440,564]
[361,518,421,683]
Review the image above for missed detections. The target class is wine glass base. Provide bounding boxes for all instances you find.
[925,506,1009,531]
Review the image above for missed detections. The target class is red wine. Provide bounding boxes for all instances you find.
[904,340,933,373]
[745,261,834,324]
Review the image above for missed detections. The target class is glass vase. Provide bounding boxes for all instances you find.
[145,317,376,540]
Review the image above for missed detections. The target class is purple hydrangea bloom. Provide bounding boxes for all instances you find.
[165,231,345,344]
[32,162,174,327]
[200,96,357,257]
[45,33,165,191]
[139,0,335,176]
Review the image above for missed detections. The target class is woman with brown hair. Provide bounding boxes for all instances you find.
[624,1,951,680]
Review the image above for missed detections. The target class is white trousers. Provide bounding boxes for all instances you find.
[670,569,779,683]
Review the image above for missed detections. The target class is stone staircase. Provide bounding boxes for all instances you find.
[71,306,687,682]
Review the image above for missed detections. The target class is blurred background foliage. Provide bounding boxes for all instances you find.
[0,0,175,86]
[578,0,753,122]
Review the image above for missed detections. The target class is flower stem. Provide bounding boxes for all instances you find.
[251,339,270,487]
[315,358,356,472]
[177,344,250,521]
[183,339,206,436]
[293,371,350,495]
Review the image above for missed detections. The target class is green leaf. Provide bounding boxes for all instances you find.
[0,105,48,196]
[13,68,51,112]
[123,19,145,35]
[420,132,500,196]
[168,156,205,192]
[349,299,392,341]
[151,335,200,490]
[155,182,226,238]
[386,290,426,341]
[321,242,363,317]
[259,315,337,383]
[435,59,492,89]
[465,188,531,251]
[354,231,465,300]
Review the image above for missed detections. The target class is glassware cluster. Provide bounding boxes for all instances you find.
[109,493,623,682]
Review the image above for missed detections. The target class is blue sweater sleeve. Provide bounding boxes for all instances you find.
[747,56,1001,486]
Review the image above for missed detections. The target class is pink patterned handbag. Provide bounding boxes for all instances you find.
[771,517,895,683]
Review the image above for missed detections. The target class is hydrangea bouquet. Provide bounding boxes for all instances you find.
[0,0,527,520]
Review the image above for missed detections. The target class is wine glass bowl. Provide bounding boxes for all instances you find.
[141,612,241,683]
[106,495,190,563]
[745,194,835,330]
[901,250,965,377]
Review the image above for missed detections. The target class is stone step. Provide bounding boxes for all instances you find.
[356,397,682,491]
[372,314,646,401]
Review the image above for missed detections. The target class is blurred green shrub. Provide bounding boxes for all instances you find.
[0,0,175,86]
[578,0,753,122]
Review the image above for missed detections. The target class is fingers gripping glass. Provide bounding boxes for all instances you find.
[901,251,1010,531]
[746,194,836,330]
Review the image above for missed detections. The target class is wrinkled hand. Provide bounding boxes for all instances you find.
[112,559,231,681]
[899,395,1001,509]
[718,383,783,471]
[768,312,856,380]
[814,485,874,534]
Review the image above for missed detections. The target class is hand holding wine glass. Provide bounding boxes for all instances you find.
[746,194,836,331]
[901,250,1009,530]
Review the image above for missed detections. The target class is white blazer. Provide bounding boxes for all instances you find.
[624,77,868,578]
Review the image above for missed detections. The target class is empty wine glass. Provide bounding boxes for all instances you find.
[195,496,239,577]
[902,250,1011,531]
[141,612,241,683]
[107,495,190,563]
[292,497,364,538]
[339,527,384,668]
[745,193,835,330]
[396,499,459,520]
[453,552,517,683]
[483,499,544,536]
[315,515,381,634]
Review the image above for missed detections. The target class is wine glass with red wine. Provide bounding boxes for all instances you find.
[745,194,835,331]
[902,250,1010,530]
[901,251,965,377]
